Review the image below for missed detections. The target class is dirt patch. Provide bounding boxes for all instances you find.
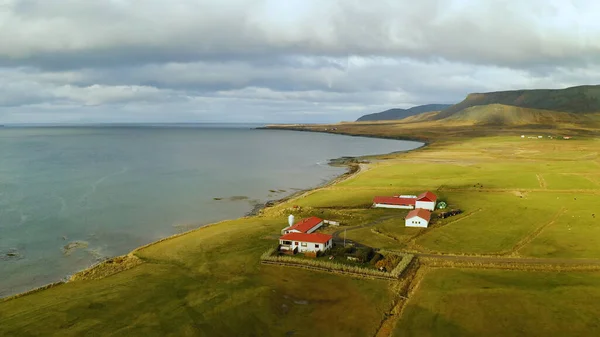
[512,190,528,198]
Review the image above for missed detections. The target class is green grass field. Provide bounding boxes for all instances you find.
[2,122,600,336]
[0,217,393,337]
[394,268,600,337]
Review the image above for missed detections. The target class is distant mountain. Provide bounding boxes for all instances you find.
[436,85,600,120]
[356,104,453,122]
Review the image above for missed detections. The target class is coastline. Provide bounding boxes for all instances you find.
[1,129,426,301]
[256,124,429,144]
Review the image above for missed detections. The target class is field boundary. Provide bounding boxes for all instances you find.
[260,248,414,280]
[509,207,567,255]
[260,260,399,280]
[536,174,547,189]
[419,257,600,272]
[373,261,422,337]
[405,208,483,253]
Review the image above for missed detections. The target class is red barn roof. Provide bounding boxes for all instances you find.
[417,191,437,202]
[406,209,432,222]
[280,232,333,244]
[373,196,416,206]
[287,216,323,233]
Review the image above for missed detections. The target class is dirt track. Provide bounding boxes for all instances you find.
[414,252,600,266]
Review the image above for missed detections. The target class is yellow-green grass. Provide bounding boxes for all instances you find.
[394,268,600,337]
[0,217,393,337]
[520,193,600,258]
[344,217,422,250]
[415,192,564,254]
[338,162,541,190]
[542,173,600,189]
[292,188,400,208]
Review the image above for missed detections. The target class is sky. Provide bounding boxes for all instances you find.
[1,0,600,124]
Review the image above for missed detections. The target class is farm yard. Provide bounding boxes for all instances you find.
[2,130,600,337]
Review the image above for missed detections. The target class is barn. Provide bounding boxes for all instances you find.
[405,208,432,228]
[282,216,324,234]
[415,191,437,211]
[373,196,416,209]
[279,233,333,253]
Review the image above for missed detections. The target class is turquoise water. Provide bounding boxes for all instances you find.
[0,125,422,297]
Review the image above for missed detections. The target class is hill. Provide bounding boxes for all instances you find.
[357,104,452,122]
[442,104,596,126]
[437,84,600,120]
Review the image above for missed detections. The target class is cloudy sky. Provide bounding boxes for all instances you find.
[1,0,600,124]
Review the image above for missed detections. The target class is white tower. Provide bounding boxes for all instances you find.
[288,214,295,226]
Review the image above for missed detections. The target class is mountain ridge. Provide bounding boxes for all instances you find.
[356,104,452,122]
[436,84,600,120]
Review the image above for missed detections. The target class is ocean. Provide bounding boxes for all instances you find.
[0,124,422,297]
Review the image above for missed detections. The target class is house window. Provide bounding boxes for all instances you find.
[301,242,307,247]
[295,242,298,246]
[282,240,292,245]
[315,244,320,248]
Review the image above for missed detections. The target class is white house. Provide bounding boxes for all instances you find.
[405,208,432,228]
[415,191,437,211]
[373,196,416,209]
[282,216,324,234]
[279,233,333,253]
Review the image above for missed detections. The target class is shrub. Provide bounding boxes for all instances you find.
[355,247,374,262]
[343,246,355,255]
[369,253,384,265]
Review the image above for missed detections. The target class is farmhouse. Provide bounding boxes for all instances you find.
[415,191,437,211]
[279,233,333,253]
[405,208,431,228]
[373,196,416,209]
[282,216,324,234]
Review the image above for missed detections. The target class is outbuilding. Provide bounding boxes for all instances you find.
[279,233,333,253]
[282,216,324,234]
[415,191,437,211]
[373,196,416,209]
[405,208,432,228]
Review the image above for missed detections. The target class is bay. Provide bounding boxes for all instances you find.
[0,124,422,297]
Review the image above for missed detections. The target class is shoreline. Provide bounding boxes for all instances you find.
[1,130,426,301]
[256,124,429,144]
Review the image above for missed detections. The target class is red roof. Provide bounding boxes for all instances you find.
[287,216,323,233]
[406,208,432,222]
[280,232,333,244]
[417,191,437,202]
[373,196,416,206]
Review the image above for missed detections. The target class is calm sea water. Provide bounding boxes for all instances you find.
[0,124,422,297]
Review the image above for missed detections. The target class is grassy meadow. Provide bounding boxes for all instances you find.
[395,268,600,337]
[0,217,393,337]
[2,120,600,336]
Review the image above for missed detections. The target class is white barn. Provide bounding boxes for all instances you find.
[279,233,333,253]
[405,209,432,228]
[415,191,437,211]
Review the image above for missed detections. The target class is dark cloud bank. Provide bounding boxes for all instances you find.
[1,0,599,123]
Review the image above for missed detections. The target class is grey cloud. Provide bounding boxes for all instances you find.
[2,0,600,70]
[1,0,600,123]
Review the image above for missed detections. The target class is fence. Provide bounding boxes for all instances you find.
[260,248,414,280]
